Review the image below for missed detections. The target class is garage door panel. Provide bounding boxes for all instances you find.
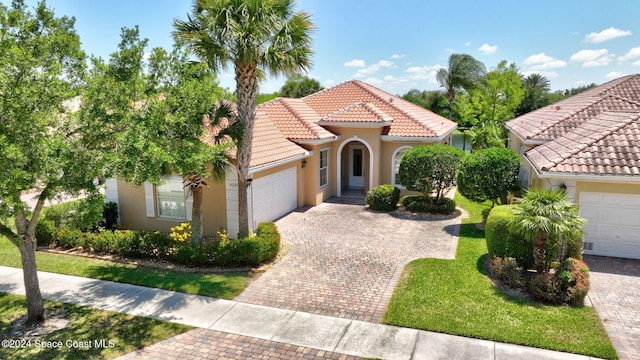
[251,167,297,228]
[580,191,640,259]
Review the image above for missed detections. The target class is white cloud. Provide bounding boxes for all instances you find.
[569,49,614,67]
[521,70,559,79]
[322,79,336,88]
[633,60,640,67]
[354,60,396,77]
[391,54,405,59]
[445,48,455,53]
[344,59,365,67]
[606,71,625,79]
[363,77,384,87]
[522,53,567,70]
[464,42,471,47]
[406,65,441,83]
[619,47,640,61]
[584,27,632,43]
[478,43,498,54]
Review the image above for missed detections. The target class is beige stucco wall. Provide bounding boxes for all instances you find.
[116,177,227,235]
[575,181,640,205]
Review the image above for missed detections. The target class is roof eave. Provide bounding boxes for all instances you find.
[293,135,341,145]
[248,151,312,177]
[317,121,392,128]
[523,153,640,183]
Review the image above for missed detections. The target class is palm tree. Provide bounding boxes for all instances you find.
[436,53,487,119]
[522,73,550,92]
[509,189,585,273]
[174,0,315,238]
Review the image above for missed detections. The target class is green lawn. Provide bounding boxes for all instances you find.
[0,236,249,299]
[383,193,617,359]
[0,292,192,360]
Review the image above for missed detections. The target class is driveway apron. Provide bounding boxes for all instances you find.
[585,255,640,360]
[235,197,462,323]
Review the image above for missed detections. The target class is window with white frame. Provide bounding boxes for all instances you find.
[392,146,412,187]
[319,149,328,187]
[156,177,186,219]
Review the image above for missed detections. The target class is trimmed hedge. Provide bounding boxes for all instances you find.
[366,184,400,211]
[36,219,281,267]
[485,205,534,270]
[399,195,456,214]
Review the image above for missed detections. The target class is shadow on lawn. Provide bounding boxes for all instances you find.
[82,264,245,299]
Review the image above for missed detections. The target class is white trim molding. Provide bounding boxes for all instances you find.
[336,136,374,197]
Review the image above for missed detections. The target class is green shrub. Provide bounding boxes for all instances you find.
[100,202,119,230]
[528,273,561,304]
[366,184,400,211]
[556,258,590,306]
[485,205,534,269]
[488,256,523,288]
[400,195,456,214]
[35,219,57,246]
[40,194,105,232]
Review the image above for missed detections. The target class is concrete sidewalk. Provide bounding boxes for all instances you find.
[0,266,601,360]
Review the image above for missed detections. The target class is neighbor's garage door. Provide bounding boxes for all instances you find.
[579,192,640,259]
[251,167,297,228]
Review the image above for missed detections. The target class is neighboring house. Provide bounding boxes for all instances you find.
[506,74,640,259]
[107,80,457,237]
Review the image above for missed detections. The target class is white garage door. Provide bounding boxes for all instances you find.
[251,167,297,228]
[579,192,640,259]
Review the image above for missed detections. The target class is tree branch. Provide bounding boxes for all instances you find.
[0,222,20,247]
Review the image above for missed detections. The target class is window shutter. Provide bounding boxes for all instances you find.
[144,182,155,217]
[185,188,193,221]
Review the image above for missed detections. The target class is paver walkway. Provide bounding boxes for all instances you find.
[585,255,640,360]
[236,197,462,322]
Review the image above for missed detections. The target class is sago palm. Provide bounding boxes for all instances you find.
[174,0,315,237]
[509,188,585,273]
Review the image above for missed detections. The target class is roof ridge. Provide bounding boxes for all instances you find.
[277,98,321,138]
[351,80,436,132]
[595,73,640,97]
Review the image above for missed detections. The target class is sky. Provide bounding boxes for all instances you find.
[22,0,640,95]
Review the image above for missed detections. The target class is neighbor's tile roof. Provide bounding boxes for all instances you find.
[507,74,640,142]
[524,111,640,176]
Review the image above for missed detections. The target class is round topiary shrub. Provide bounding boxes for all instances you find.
[555,257,589,305]
[399,195,456,214]
[485,205,534,270]
[366,184,401,211]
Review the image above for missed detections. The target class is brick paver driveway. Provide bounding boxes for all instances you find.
[235,197,462,323]
[585,255,640,360]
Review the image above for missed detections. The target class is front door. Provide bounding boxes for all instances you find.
[348,145,364,188]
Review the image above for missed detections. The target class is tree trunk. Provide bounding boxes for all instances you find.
[19,235,45,323]
[14,204,46,324]
[533,234,546,273]
[190,185,203,247]
[234,62,258,239]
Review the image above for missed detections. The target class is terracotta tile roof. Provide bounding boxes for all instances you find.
[304,80,456,138]
[201,103,308,169]
[525,111,640,176]
[320,102,392,124]
[256,98,335,140]
[507,74,640,142]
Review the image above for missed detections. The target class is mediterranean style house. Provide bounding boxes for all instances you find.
[105,80,457,237]
[506,74,640,259]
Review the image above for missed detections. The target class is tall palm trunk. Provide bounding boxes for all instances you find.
[235,62,258,238]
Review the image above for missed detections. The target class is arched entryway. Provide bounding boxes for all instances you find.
[336,137,373,197]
